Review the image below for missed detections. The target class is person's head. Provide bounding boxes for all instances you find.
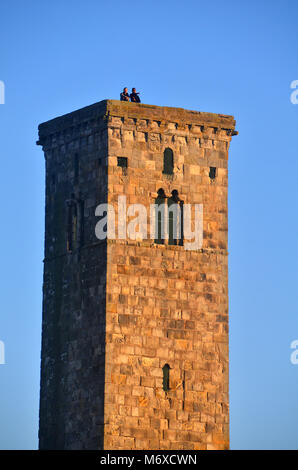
[123,87,128,93]
[132,88,136,93]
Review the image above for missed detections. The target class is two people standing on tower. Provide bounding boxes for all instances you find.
[120,87,141,103]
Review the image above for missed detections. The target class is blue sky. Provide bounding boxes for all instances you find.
[0,0,297,449]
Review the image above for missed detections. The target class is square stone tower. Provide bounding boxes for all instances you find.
[37,100,237,450]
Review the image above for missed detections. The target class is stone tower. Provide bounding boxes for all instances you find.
[37,100,237,450]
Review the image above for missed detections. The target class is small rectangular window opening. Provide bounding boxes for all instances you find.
[117,157,128,174]
[162,364,170,392]
[117,157,128,168]
[209,167,217,180]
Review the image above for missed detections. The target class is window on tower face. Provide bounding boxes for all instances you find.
[74,153,79,184]
[154,188,166,244]
[67,200,76,252]
[168,190,184,246]
[168,190,179,246]
[117,157,128,175]
[163,148,174,175]
[162,364,170,392]
[67,196,84,252]
[78,199,84,247]
[117,157,128,168]
[209,166,216,180]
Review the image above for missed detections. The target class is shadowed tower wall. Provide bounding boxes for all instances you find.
[37,100,236,450]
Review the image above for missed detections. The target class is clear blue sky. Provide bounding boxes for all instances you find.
[0,0,297,450]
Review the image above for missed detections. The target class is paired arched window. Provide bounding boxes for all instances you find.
[163,148,174,175]
[154,189,184,246]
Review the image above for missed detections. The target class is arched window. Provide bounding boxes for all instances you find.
[162,364,170,392]
[154,188,166,244]
[168,190,184,246]
[163,148,174,175]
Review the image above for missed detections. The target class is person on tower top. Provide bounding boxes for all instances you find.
[130,88,141,103]
[120,87,130,101]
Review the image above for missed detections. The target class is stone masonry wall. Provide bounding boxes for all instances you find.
[104,101,236,449]
[38,102,109,449]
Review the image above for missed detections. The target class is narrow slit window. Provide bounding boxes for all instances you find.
[67,196,77,252]
[162,364,170,392]
[79,200,84,247]
[168,190,179,245]
[168,190,184,246]
[74,154,79,184]
[179,200,184,246]
[209,167,217,180]
[72,204,78,247]
[67,203,73,252]
[154,188,166,245]
[163,148,174,175]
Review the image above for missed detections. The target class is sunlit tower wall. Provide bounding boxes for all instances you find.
[37,100,237,450]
